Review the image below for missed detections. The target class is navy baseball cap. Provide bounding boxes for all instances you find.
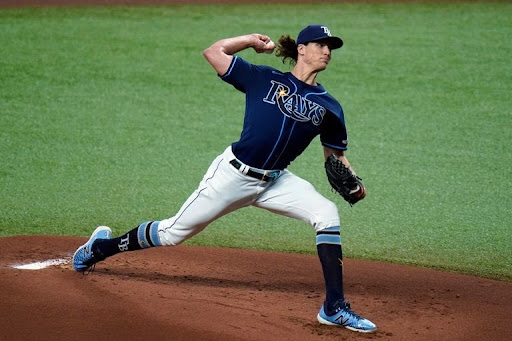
[297,25,343,49]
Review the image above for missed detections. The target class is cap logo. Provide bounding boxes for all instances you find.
[321,26,332,37]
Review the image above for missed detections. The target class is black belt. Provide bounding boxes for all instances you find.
[229,159,281,182]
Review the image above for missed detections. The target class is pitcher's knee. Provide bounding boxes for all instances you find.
[313,200,340,231]
[157,217,205,246]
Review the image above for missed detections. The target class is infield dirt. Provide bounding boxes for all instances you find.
[1,235,511,341]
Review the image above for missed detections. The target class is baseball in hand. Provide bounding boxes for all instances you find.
[264,40,275,53]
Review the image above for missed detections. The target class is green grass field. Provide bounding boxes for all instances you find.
[1,2,511,280]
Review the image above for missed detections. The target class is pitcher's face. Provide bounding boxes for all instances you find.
[298,40,333,72]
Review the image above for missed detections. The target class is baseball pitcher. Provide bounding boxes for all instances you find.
[73,25,376,333]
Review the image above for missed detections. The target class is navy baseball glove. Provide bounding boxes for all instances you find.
[325,154,366,206]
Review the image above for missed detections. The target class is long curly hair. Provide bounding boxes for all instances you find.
[275,34,298,66]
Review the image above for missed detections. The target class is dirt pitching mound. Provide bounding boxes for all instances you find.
[1,235,511,340]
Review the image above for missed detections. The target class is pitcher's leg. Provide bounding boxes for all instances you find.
[254,170,340,230]
[74,148,259,271]
[254,171,344,312]
[254,171,376,332]
[158,150,261,245]
[316,226,345,313]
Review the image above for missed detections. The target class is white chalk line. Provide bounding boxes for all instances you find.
[11,258,70,270]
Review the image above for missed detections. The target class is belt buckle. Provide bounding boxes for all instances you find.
[265,171,280,181]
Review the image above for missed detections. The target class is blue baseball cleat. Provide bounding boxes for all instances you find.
[317,301,377,333]
[72,226,112,272]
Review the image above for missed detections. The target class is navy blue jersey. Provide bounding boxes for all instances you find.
[221,56,348,170]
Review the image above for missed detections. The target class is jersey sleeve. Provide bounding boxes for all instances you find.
[220,56,260,93]
[320,109,349,151]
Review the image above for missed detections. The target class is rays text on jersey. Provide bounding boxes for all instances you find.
[263,81,326,126]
